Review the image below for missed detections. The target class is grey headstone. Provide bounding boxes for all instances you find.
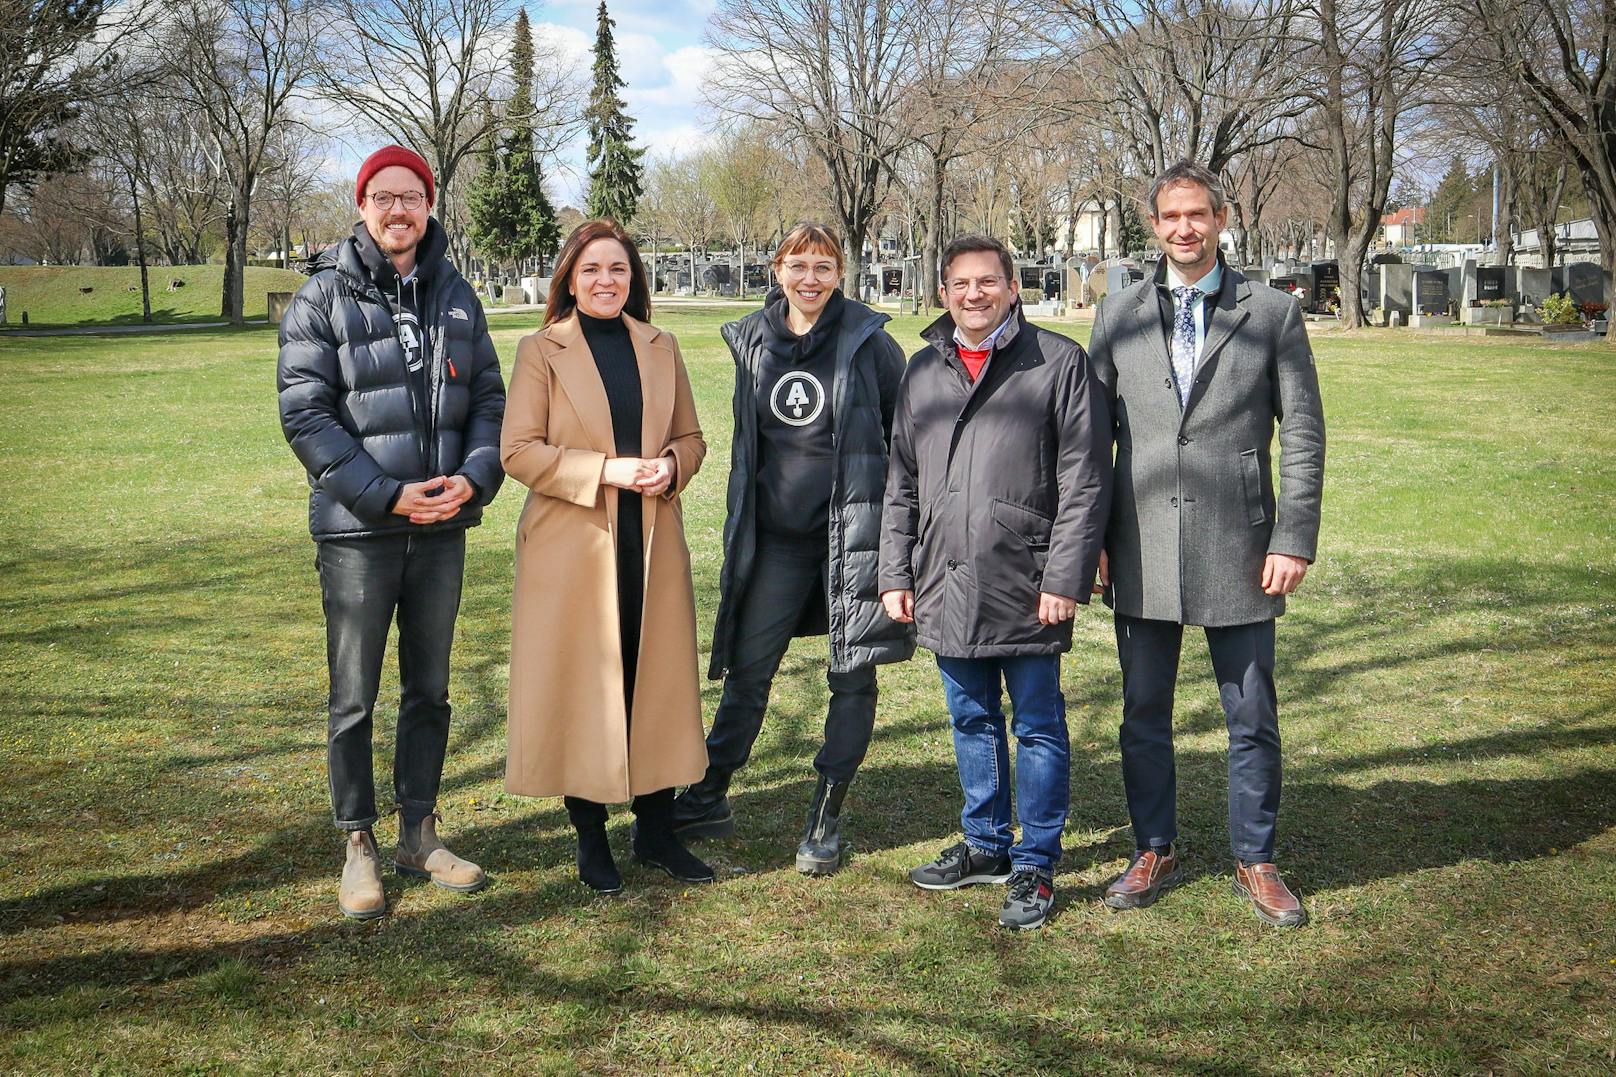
[1380,263,1414,316]
[267,292,293,324]
[1564,262,1609,306]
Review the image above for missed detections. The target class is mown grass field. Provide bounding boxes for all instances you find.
[3,309,1614,1074]
[0,265,308,328]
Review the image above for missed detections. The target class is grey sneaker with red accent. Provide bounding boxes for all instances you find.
[999,868,1055,930]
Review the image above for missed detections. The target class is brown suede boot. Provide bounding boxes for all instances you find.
[395,812,487,893]
[338,829,387,920]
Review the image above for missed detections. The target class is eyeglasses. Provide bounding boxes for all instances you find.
[780,261,839,281]
[944,275,1007,295]
[368,190,426,211]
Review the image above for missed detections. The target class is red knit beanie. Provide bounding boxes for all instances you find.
[355,145,435,207]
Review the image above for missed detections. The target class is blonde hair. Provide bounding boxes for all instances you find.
[771,222,843,271]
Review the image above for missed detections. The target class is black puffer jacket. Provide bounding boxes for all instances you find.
[710,292,916,677]
[277,220,506,540]
[879,305,1112,658]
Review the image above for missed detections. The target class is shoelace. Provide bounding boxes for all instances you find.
[1007,871,1047,903]
[935,841,971,869]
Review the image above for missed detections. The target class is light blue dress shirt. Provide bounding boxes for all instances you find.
[1164,260,1222,364]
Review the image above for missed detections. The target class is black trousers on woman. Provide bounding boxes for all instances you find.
[704,536,878,784]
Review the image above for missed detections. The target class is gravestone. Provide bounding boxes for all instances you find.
[1475,266,1508,303]
[1106,264,1144,295]
[1310,262,1341,313]
[1243,267,1270,285]
[1379,263,1414,319]
[1564,262,1610,307]
[1443,266,1464,310]
[1512,265,1551,310]
[267,292,293,324]
[1414,270,1449,314]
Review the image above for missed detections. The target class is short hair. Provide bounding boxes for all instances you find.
[772,222,843,270]
[940,234,1014,284]
[545,218,651,326]
[1146,160,1226,217]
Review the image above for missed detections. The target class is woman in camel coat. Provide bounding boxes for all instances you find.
[501,218,710,893]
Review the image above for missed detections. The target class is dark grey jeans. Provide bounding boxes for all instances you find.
[706,538,878,784]
[315,528,466,831]
[1114,613,1281,863]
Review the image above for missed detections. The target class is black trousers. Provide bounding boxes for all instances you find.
[706,538,878,784]
[315,529,465,831]
[1114,613,1281,863]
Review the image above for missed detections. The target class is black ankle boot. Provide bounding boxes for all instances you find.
[565,796,622,894]
[632,788,715,883]
[670,766,736,839]
[796,775,849,875]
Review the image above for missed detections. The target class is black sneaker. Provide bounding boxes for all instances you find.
[999,868,1055,930]
[908,841,1013,890]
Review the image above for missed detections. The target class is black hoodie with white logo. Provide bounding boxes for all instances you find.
[755,291,843,539]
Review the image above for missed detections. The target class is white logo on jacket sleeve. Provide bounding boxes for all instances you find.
[770,371,826,426]
[447,307,469,321]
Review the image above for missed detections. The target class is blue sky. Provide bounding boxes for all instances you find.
[534,0,719,204]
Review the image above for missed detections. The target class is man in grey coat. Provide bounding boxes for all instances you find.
[1087,161,1325,927]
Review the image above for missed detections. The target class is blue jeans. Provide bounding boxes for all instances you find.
[935,654,1070,872]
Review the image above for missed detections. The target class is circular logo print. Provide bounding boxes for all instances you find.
[770,370,826,427]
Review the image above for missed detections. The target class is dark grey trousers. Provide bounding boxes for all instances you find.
[316,528,466,831]
[1114,613,1281,863]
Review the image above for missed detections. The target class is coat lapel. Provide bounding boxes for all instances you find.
[542,315,616,458]
[1182,277,1252,421]
[1134,283,1174,378]
[624,313,673,459]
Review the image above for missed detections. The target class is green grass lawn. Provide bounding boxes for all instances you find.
[3,311,1614,1073]
[0,265,308,328]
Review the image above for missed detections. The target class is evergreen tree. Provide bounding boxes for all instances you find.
[585,1,645,224]
[467,9,561,272]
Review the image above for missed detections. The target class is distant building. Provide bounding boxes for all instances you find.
[1380,207,1426,247]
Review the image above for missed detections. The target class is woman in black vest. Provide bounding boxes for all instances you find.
[672,223,914,873]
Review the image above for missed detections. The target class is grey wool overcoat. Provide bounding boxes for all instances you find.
[1087,263,1325,627]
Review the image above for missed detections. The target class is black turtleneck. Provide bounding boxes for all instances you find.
[578,309,645,717]
[755,292,843,540]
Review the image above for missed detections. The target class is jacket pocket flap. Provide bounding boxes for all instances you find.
[990,498,1052,546]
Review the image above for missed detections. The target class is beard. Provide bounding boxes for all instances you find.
[372,218,422,256]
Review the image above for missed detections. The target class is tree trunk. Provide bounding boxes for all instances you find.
[924,154,945,313]
[128,170,152,324]
[221,193,246,326]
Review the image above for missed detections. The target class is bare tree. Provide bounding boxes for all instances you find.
[1303,0,1440,327]
[702,125,779,296]
[706,0,920,296]
[1046,0,1307,177]
[312,0,579,262]
[162,0,316,324]
[644,151,719,293]
[1473,0,1616,337]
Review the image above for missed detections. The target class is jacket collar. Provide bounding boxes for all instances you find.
[539,312,676,462]
[919,301,1028,362]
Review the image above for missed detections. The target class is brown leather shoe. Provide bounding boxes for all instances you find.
[1103,845,1181,910]
[1233,862,1307,927]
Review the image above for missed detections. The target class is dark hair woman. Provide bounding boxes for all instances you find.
[671,222,915,874]
[501,219,711,893]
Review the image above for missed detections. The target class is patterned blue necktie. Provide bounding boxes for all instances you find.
[1171,285,1200,406]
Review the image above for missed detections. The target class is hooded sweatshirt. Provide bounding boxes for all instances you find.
[754,289,844,540]
[351,220,446,425]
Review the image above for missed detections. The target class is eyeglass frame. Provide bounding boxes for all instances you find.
[367,190,428,211]
[942,274,1010,296]
[777,259,840,282]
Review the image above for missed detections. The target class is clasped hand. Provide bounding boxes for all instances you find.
[602,455,675,497]
[392,475,474,524]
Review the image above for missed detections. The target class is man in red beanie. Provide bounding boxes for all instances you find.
[277,144,506,919]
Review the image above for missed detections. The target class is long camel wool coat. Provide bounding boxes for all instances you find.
[501,312,708,804]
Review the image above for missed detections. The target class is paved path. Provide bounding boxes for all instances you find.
[1,319,267,337]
